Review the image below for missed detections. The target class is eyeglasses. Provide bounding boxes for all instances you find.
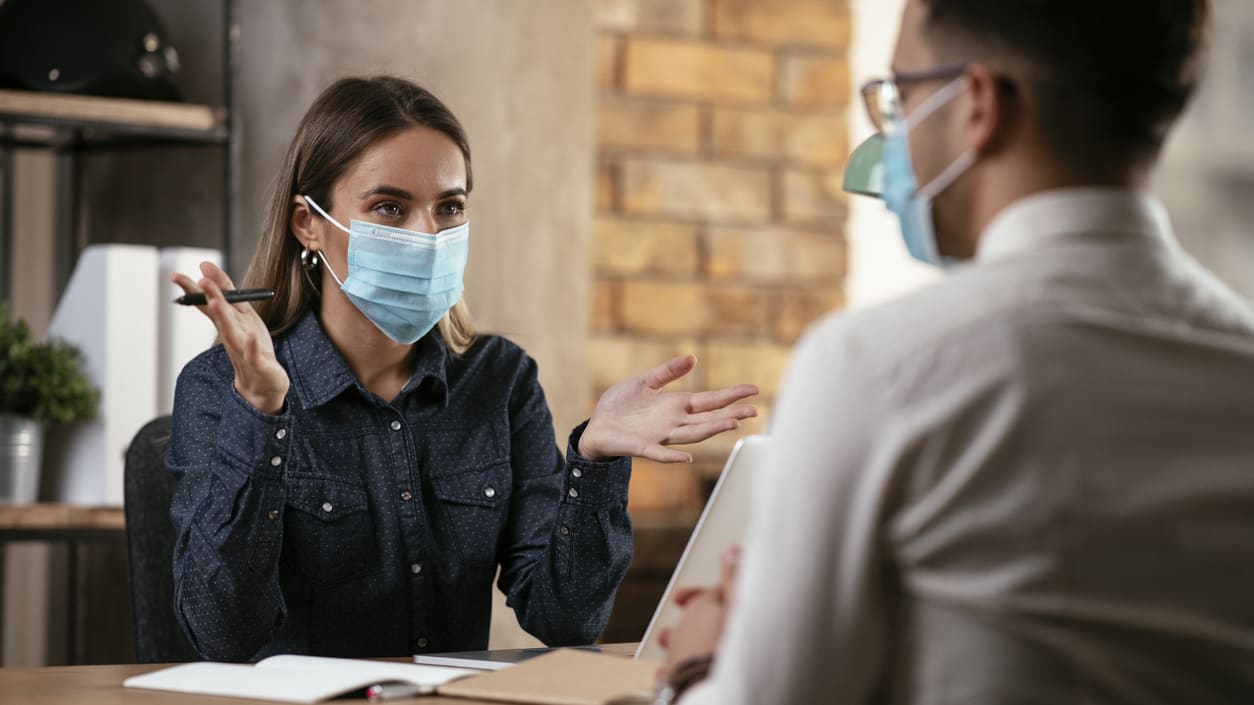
[859,63,968,135]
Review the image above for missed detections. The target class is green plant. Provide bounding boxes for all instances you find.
[0,303,99,424]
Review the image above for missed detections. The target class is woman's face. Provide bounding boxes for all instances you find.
[305,125,469,276]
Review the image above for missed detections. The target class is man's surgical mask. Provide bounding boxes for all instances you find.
[881,76,975,268]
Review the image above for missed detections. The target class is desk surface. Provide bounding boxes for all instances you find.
[0,503,125,541]
[0,644,640,705]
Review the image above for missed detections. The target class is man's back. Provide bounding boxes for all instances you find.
[857,190,1254,702]
[682,189,1254,704]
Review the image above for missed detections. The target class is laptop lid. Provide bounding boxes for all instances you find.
[635,435,769,661]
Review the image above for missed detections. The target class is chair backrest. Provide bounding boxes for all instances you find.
[123,415,201,663]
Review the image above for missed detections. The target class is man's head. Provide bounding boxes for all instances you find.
[890,0,1210,257]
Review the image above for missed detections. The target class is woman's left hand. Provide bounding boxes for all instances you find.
[578,355,759,463]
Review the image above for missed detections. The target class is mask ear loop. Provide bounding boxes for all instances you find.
[901,77,978,202]
[300,195,349,288]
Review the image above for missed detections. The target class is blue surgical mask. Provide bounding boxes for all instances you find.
[303,196,469,344]
[882,77,976,268]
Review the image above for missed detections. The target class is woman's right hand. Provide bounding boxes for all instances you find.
[172,261,290,415]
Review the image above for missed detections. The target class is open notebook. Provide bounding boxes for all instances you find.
[124,649,657,704]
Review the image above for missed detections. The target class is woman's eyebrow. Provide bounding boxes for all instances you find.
[358,185,414,200]
[437,188,468,200]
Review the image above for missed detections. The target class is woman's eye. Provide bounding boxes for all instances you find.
[374,201,403,217]
[439,200,466,217]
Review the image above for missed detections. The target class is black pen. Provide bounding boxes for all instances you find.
[174,288,275,306]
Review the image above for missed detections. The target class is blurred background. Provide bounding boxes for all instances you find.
[0,0,1250,666]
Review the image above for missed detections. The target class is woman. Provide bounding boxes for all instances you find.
[167,76,757,662]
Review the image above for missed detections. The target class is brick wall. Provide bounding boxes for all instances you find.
[592,0,851,510]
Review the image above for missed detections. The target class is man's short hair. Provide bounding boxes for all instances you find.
[922,0,1210,171]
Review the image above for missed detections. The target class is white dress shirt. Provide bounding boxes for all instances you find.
[682,189,1254,705]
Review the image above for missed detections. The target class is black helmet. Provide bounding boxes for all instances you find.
[0,0,183,101]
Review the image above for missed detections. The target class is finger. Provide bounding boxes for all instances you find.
[665,419,741,446]
[170,272,203,296]
[719,546,741,597]
[199,261,251,314]
[171,273,218,322]
[688,384,760,413]
[201,278,250,352]
[642,444,692,464]
[197,277,232,328]
[641,355,697,391]
[671,586,705,606]
[199,260,238,291]
[681,405,758,427]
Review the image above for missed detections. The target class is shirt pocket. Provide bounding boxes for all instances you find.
[429,460,512,567]
[283,478,376,587]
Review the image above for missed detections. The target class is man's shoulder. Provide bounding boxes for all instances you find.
[807,264,1030,364]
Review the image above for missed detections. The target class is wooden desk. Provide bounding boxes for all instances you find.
[0,645,640,705]
[0,504,128,664]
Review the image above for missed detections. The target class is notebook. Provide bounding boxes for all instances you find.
[122,655,474,703]
[124,649,655,704]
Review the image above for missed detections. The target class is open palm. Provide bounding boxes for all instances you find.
[579,355,759,463]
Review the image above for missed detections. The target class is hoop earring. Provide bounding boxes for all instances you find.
[300,246,320,271]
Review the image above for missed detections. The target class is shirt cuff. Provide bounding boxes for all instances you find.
[215,385,294,482]
[564,420,631,507]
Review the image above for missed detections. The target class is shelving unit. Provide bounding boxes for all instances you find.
[0,0,241,303]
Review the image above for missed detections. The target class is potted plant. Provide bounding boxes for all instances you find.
[0,303,99,503]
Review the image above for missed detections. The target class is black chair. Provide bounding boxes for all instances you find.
[123,415,201,663]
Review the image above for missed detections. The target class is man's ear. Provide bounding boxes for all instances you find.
[962,63,1014,158]
[290,195,321,252]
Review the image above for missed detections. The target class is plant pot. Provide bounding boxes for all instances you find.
[0,414,43,503]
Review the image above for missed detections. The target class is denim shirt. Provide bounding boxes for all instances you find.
[167,310,633,661]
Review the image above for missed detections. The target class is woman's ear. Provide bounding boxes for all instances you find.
[290,195,321,252]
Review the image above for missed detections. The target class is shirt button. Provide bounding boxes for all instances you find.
[400,490,413,502]
[267,510,279,521]
[269,456,282,467]
[417,637,428,648]
[321,502,333,513]
[568,488,579,499]
[559,525,570,536]
[390,420,402,431]
[275,428,287,440]
[483,487,496,499]
[571,468,583,479]
[411,563,423,575]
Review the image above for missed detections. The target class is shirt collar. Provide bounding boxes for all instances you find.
[976,187,1179,264]
[282,309,450,409]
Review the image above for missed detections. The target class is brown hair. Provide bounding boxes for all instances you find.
[241,75,477,353]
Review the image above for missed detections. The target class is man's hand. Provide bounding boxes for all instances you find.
[657,546,741,684]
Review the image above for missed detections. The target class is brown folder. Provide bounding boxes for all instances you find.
[437,649,659,705]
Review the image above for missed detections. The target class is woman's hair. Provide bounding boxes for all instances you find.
[241,75,477,353]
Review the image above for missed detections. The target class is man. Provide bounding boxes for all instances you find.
[658,0,1254,703]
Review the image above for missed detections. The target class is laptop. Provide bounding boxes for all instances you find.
[414,435,770,669]
[634,435,768,661]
